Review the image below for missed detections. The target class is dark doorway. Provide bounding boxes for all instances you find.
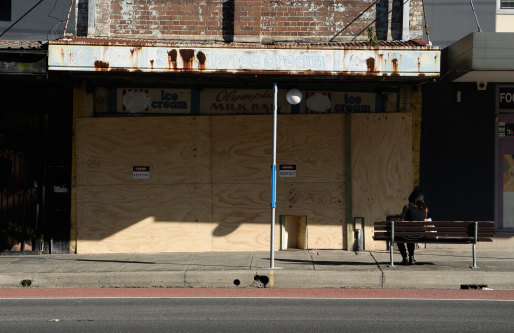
[0,80,72,254]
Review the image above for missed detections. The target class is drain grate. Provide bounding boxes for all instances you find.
[460,284,488,290]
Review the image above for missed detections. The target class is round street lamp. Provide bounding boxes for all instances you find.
[286,88,302,105]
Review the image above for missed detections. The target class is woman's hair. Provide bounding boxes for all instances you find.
[408,189,426,210]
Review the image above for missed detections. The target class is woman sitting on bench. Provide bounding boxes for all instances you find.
[398,189,428,265]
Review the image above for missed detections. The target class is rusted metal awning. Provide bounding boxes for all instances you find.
[48,38,440,78]
[0,40,47,75]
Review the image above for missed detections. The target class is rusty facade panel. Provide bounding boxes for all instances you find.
[48,42,440,77]
[51,37,434,49]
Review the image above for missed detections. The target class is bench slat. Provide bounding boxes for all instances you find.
[374,221,494,226]
[374,231,494,237]
[372,236,493,243]
[374,222,493,231]
[373,220,495,245]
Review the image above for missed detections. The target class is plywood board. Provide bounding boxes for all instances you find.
[277,182,345,249]
[76,116,211,185]
[211,112,345,250]
[211,181,344,251]
[212,183,275,251]
[277,114,345,183]
[211,116,271,184]
[77,184,213,253]
[212,114,345,184]
[350,113,413,250]
[75,114,346,253]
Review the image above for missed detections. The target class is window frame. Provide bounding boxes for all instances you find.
[498,0,514,14]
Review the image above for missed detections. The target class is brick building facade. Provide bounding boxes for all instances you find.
[86,0,423,42]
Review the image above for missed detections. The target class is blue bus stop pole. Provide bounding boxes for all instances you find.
[270,82,278,269]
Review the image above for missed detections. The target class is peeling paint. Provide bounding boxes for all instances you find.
[333,2,347,12]
[377,53,383,72]
[179,49,195,69]
[197,51,206,70]
[94,60,109,70]
[168,49,177,69]
[391,58,399,76]
[198,0,207,22]
[366,57,375,73]
[129,47,142,66]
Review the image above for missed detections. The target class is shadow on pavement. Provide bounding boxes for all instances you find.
[273,258,379,266]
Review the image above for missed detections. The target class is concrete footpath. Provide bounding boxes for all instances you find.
[1,248,513,290]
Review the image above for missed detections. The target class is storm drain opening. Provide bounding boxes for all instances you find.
[21,279,32,288]
[460,284,488,290]
[233,279,241,286]
[253,275,269,288]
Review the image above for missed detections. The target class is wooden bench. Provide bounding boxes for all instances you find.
[373,221,495,268]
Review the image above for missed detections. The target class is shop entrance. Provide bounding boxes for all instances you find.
[0,111,44,252]
[0,82,72,254]
[280,215,307,250]
[499,114,514,230]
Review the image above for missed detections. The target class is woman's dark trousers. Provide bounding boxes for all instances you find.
[397,242,415,262]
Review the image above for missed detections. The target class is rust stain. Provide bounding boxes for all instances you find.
[391,58,399,76]
[150,59,154,69]
[94,60,110,70]
[197,51,206,70]
[108,68,128,72]
[129,47,142,66]
[179,49,195,69]
[377,53,383,72]
[418,57,421,73]
[366,57,376,74]
[168,49,177,69]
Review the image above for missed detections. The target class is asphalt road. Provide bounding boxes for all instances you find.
[1,297,513,332]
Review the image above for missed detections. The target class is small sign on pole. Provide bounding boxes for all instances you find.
[279,164,296,178]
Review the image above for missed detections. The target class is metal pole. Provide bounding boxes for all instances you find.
[390,221,394,267]
[270,82,278,269]
[470,1,482,32]
[472,221,478,269]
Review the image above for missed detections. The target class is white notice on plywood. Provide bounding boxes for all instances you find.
[133,166,150,179]
[279,165,296,178]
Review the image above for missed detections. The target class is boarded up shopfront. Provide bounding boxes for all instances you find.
[75,88,412,253]
[49,40,438,253]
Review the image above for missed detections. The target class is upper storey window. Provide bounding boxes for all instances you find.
[0,0,11,21]
[501,0,514,8]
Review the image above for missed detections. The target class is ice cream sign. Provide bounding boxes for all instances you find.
[303,92,376,113]
[116,88,191,114]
